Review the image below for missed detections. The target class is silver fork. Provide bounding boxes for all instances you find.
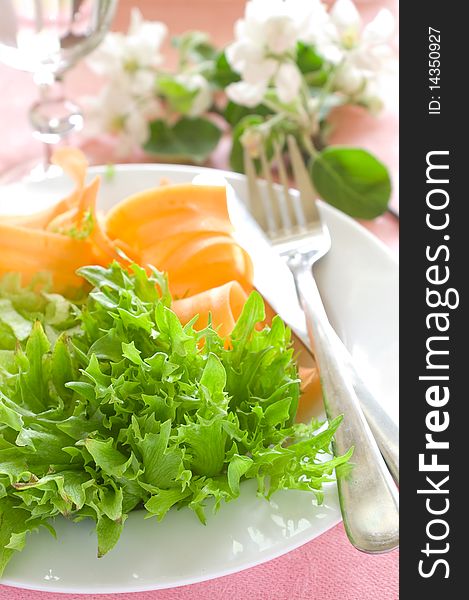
[244,136,399,553]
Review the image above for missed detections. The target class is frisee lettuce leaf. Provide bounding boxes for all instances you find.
[0,263,351,576]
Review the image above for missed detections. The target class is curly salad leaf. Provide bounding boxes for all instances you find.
[0,263,351,575]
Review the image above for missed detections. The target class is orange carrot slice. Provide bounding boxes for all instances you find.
[132,213,232,250]
[169,253,253,298]
[147,234,238,273]
[173,280,248,338]
[105,184,230,240]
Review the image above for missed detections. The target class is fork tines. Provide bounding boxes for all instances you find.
[243,135,322,244]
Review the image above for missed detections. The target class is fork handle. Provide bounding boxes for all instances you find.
[334,331,399,485]
[289,257,399,553]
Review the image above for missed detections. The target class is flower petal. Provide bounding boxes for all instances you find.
[264,16,299,54]
[226,39,262,73]
[330,0,361,33]
[243,57,277,84]
[334,63,363,95]
[226,81,267,107]
[275,62,302,104]
[363,9,395,43]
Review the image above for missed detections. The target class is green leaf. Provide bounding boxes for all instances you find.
[51,334,75,401]
[311,147,391,219]
[78,263,126,293]
[0,393,24,431]
[65,381,96,403]
[231,291,265,349]
[305,69,329,88]
[43,293,77,328]
[0,497,42,576]
[98,487,123,521]
[5,531,28,552]
[117,308,154,333]
[227,454,253,496]
[264,398,292,427]
[223,101,272,128]
[154,305,193,357]
[61,471,90,510]
[0,322,15,350]
[145,488,191,521]
[0,349,15,375]
[172,31,217,63]
[200,353,226,398]
[15,427,71,464]
[138,421,183,488]
[20,321,51,410]
[296,42,323,73]
[212,51,240,88]
[85,439,130,478]
[180,420,226,477]
[89,330,123,363]
[144,117,222,163]
[96,514,127,558]
[0,299,32,341]
[121,341,142,365]
[157,75,199,114]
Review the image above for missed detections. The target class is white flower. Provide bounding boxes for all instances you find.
[87,8,167,96]
[175,73,213,117]
[226,81,267,108]
[83,83,160,156]
[226,0,325,107]
[274,62,302,104]
[315,0,396,111]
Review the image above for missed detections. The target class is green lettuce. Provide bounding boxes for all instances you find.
[0,263,351,575]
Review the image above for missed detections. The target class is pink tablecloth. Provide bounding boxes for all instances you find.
[0,1,399,598]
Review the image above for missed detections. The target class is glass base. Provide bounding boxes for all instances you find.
[30,97,83,145]
[0,157,62,185]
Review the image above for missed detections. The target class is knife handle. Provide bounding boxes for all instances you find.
[290,259,399,553]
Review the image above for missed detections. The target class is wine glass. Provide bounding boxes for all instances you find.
[0,0,118,182]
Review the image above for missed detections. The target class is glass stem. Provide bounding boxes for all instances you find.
[43,138,53,171]
[29,70,83,168]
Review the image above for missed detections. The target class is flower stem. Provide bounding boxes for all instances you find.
[302,132,319,160]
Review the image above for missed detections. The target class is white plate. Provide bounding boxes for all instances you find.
[0,165,398,594]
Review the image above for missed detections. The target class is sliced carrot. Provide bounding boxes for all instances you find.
[295,365,323,423]
[168,240,252,279]
[0,222,92,257]
[1,149,254,305]
[47,176,99,234]
[105,184,230,239]
[141,231,208,266]
[46,175,138,267]
[169,254,253,298]
[104,181,253,297]
[173,280,248,338]
[51,147,88,186]
[117,212,233,251]
[148,234,239,273]
[0,241,96,293]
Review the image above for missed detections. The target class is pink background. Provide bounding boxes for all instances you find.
[0,1,399,598]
